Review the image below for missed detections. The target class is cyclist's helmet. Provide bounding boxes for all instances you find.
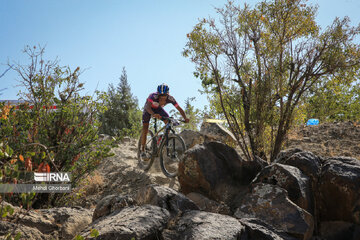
[157,83,169,95]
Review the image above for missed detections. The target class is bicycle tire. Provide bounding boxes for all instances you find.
[159,134,186,178]
[137,129,156,171]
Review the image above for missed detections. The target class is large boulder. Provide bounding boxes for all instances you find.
[162,210,244,240]
[275,148,304,164]
[200,122,236,145]
[179,129,205,149]
[318,157,360,224]
[81,205,170,240]
[178,141,264,204]
[234,183,314,240]
[275,149,323,233]
[135,185,199,215]
[252,163,313,214]
[275,150,322,184]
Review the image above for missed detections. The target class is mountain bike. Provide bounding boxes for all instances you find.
[137,117,186,178]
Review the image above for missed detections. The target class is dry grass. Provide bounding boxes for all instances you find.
[58,170,105,208]
[82,170,104,196]
[286,127,302,141]
[285,122,360,160]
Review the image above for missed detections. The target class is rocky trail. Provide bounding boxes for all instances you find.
[70,137,180,209]
[1,122,360,240]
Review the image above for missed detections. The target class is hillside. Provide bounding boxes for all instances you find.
[285,121,360,160]
[2,122,360,239]
[73,121,360,208]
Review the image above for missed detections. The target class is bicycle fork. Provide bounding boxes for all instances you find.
[165,130,177,159]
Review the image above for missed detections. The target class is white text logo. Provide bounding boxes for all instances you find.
[34,173,71,182]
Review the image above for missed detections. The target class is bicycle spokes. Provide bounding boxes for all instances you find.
[160,135,186,178]
[137,129,156,171]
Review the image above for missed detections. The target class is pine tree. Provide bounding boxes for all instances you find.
[100,67,141,137]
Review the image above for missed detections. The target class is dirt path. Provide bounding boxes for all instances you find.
[70,138,179,208]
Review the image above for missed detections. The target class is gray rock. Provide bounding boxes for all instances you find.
[200,122,236,145]
[39,206,93,239]
[275,148,304,164]
[239,218,299,240]
[275,150,322,183]
[15,209,57,235]
[186,192,231,215]
[162,210,244,240]
[92,194,135,221]
[319,157,360,224]
[0,221,55,240]
[1,202,92,240]
[179,129,205,149]
[275,149,323,233]
[252,163,313,214]
[81,205,170,240]
[234,183,314,240]
[178,141,263,205]
[136,185,199,215]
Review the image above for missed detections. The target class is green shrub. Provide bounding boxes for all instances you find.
[0,46,113,208]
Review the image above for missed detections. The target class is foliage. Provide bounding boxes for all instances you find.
[73,228,99,239]
[0,150,33,240]
[170,97,202,131]
[183,0,360,161]
[0,45,112,208]
[99,67,142,139]
[304,74,360,122]
[4,232,21,240]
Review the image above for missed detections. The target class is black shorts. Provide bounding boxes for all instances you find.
[142,107,169,123]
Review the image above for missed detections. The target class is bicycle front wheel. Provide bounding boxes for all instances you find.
[159,134,186,178]
[137,129,155,171]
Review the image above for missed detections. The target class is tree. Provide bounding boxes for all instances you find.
[1,45,112,207]
[100,67,141,138]
[303,72,360,122]
[183,0,360,161]
[170,97,201,131]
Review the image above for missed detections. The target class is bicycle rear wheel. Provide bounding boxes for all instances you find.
[159,134,186,178]
[137,129,155,171]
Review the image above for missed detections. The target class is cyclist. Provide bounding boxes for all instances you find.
[140,83,189,159]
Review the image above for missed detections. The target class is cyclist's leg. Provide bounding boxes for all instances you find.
[141,111,151,151]
[141,123,149,151]
[158,107,169,124]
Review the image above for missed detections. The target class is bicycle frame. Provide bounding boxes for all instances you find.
[138,116,186,177]
[145,118,177,157]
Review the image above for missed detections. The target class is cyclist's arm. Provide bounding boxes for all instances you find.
[145,101,155,115]
[176,105,190,123]
[145,101,161,119]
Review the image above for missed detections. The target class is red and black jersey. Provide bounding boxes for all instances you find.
[145,92,179,109]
